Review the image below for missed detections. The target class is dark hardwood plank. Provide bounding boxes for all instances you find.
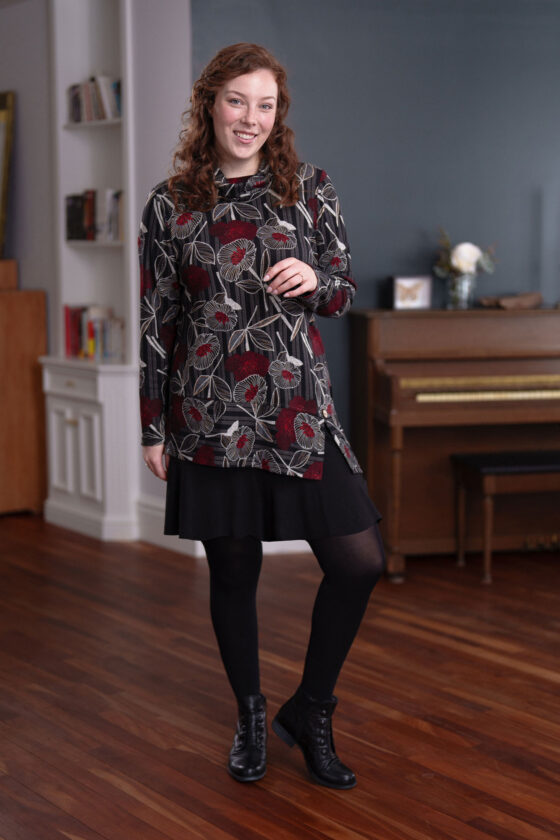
[0,512,559,840]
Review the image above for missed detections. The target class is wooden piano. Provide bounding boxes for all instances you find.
[349,308,560,578]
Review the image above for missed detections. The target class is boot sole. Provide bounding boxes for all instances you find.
[272,717,357,790]
[227,765,266,783]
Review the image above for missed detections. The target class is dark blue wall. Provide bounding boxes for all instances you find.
[192,0,560,429]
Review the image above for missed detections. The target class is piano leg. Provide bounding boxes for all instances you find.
[456,480,466,568]
[482,493,494,584]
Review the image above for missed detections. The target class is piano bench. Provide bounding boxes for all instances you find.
[450,451,560,584]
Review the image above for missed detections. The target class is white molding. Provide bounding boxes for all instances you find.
[44,498,138,540]
[137,493,312,558]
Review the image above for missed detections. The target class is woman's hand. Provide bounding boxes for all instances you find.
[264,258,318,298]
[142,443,170,481]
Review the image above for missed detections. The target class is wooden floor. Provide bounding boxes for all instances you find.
[0,515,559,840]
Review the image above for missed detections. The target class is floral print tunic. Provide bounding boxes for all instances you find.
[139,162,362,480]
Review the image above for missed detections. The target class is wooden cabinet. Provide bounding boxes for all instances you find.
[0,290,47,513]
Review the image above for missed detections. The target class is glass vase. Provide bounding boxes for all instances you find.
[446,273,476,310]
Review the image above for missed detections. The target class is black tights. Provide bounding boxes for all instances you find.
[202,525,385,703]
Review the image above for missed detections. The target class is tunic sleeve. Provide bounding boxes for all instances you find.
[139,188,181,446]
[300,170,357,318]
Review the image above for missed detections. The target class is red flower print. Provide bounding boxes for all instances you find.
[233,374,268,409]
[252,449,281,473]
[193,444,215,466]
[294,412,322,450]
[226,426,255,461]
[275,407,297,451]
[256,223,297,250]
[171,209,202,238]
[217,238,256,281]
[203,299,238,332]
[210,220,258,244]
[140,397,162,427]
[225,351,270,382]
[303,461,323,480]
[181,397,214,434]
[319,246,347,275]
[269,358,301,389]
[188,333,220,370]
[182,265,210,295]
[308,324,324,355]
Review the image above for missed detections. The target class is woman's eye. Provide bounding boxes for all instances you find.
[260,103,273,111]
[228,98,241,105]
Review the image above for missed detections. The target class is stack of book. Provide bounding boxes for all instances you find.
[65,189,123,242]
[67,75,121,123]
[64,305,124,363]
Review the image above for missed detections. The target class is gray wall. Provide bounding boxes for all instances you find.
[192,0,560,429]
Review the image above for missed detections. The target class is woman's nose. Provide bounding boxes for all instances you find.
[241,105,257,124]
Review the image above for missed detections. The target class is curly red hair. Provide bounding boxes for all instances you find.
[168,43,300,210]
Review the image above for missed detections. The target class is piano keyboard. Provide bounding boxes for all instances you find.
[416,390,560,403]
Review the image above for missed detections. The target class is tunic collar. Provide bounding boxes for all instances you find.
[214,163,273,201]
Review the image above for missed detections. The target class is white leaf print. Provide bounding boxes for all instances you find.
[250,329,274,352]
[255,420,274,443]
[236,279,262,294]
[213,400,226,423]
[224,295,242,310]
[213,203,231,221]
[193,241,216,264]
[213,376,232,402]
[225,420,239,436]
[290,314,304,341]
[289,450,310,470]
[298,162,315,181]
[287,354,303,367]
[193,375,211,395]
[234,202,262,220]
[253,314,280,329]
[228,329,246,353]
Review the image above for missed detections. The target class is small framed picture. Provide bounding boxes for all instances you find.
[393,275,432,310]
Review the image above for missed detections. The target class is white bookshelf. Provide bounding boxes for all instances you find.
[41,0,139,539]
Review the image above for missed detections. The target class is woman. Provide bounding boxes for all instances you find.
[139,43,385,789]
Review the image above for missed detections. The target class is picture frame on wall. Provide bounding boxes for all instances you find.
[393,275,432,310]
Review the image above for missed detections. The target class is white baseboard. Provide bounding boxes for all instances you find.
[44,499,139,540]
[137,493,311,557]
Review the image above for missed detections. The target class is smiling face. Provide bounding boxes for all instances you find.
[211,68,278,178]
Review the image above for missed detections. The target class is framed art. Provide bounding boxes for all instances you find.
[393,275,432,310]
[0,91,15,259]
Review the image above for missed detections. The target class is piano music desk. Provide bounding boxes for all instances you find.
[451,451,560,584]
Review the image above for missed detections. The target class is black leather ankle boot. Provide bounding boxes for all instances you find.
[228,693,267,782]
[272,688,356,789]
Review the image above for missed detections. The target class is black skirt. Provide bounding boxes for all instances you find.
[164,430,381,542]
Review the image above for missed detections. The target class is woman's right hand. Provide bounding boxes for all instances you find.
[142,443,169,481]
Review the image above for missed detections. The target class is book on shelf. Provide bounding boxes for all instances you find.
[67,75,121,123]
[65,188,123,242]
[64,304,125,363]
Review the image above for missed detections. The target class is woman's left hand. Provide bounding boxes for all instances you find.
[264,258,318,298]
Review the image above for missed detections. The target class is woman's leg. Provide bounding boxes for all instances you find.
[202,535,263,702]
[272,523,385,788]
[202,535,266,782]
[302,523,385,698]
